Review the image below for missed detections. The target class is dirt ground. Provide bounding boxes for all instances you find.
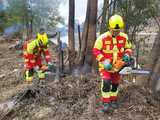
[0,39,160,120]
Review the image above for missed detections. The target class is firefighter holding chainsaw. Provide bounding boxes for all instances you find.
[23,28,53,84]
[93,14,132,112]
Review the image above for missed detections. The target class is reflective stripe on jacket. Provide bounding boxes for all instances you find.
[93,31,132,64]
[23,39,51,63]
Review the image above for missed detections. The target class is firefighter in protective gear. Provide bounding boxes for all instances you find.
[23,29,52,84]
[93,14,132,112]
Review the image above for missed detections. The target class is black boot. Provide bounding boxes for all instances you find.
[99,103,110,112]
[110,101,119,109]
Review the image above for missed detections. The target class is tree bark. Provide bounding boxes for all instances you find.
[68,0,75,51]
[68,0,75,71]
[113,0,117,14]
[78,24,81,52]
[85,0,97,65]
[100,0,108,34]
[76,0,90,66]
[75,0,97,73]
[55,32,61,81]
[149,30,160,100]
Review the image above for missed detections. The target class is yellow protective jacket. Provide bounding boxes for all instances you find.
[93,31,132,64]
[23,39,51,67]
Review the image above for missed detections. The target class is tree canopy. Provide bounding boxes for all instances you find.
[0,0,64,35]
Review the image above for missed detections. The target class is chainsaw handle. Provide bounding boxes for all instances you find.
[108,58,135,73]
[124,57,135,67]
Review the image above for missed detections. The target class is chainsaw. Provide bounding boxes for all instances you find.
[109,58,150,75]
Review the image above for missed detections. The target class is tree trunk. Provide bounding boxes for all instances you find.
[68,0,75,71]
[85,0,97,66]
[76,0,90,66]
[55,32,61,81]
[113,0,117,14]
[149,30,160,100]
[78,24,81,52]
[75,0,97,74]
[100,0,109,34]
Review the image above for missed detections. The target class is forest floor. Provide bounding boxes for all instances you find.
[0,39,160,120]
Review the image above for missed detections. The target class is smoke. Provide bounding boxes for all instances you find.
[0,0,8,11]
[3,24,22,38]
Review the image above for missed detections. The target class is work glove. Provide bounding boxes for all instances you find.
[103,59,112,70]
[123,54,130,63]
[40,65,48,72]
[113,59,125,71]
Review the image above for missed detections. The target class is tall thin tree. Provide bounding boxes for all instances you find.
[100,0,109,34]
[76,0,97,73]
[149,30,160,100]
[68,0,75,71]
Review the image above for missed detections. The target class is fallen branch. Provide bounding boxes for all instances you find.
[0,84,52,120]
[0,69,19,79]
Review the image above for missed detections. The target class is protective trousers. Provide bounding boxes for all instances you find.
[24,55,45,83]
[100,70,120,103]
[25,69,45,83]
